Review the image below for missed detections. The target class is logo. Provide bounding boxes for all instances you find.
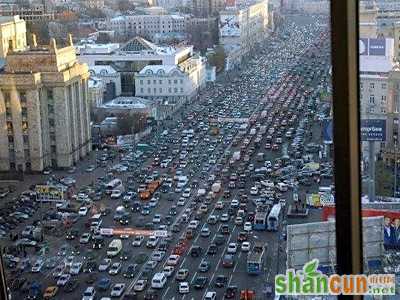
[275,259,395,295]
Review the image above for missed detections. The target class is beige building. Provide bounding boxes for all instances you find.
[359,1,378,38]
[0,34,91,172]
[0,15,27,58]
[219,0,269,70]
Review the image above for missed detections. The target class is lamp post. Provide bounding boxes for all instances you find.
[395,140,398,198]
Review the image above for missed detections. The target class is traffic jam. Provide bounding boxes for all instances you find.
[1,16,332,300]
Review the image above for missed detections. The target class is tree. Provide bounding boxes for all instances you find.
[116,113,146,135]
[208,46,226,72]
[26,21,50,44]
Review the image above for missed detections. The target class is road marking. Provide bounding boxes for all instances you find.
[163,286,170,298]
[191,271,198,284]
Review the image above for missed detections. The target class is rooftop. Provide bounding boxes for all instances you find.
[89,65,118,76]
[101,96,154,109]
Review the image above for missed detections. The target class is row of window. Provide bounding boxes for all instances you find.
[139,87,184,94]
[139,79,184,85]
[360,82,387,89]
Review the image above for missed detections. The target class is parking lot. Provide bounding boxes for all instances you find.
[1,14,332,300]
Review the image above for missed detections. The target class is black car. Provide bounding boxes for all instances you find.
[193,276,208,289]
[190,246,202,257]
[119,250,132,261]
[123,264,137,278]
[214,275,228,288]
[65,230,79,240]
[224,286,238,299]
[207,244,218,256]
[214,234,225,246]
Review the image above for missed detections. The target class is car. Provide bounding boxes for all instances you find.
[198,260,210,272]
[215,201,224,209]
[166,254,180,266]
[222,254,234,268]
[163,265,174,277]
[97,277,111,291]
[78,206,89,216]
[109,262,122,275]
[190,246,202,257]
[221,225,230,234]
[132,235,144,246]
[214,234,225,246]
[70,262,83,275]
[179,282,190,294]
[175,268,189,281]
[31,259,44,273]
[56,274,71,286]
[188,220,199,229]
[43,286,58,299]
[110,283,126,297]
[133,279,147,292]
[235,216,243,225]
[182,188,191,198]
[98,259,111,272]
[111,190,122,199]
[200,226,211,237]
[224,285,238,299]
[207,244,218,255]
[227,243,237,254]
[244,222,252,232]
[151,251,165,262]
[205,291,217,300]
[119,250,132,261]
[220,213,230,222]
[241,241,251,252]
[123,264,137,278]
[207,215,218,224]
[146,236,159,248]
[152,214,161,223]
[214,275,228,288]
[80,233,91,244]
[192,276,207,289]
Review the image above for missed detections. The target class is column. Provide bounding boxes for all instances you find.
[26,89,44,171]
[54,86,72,167]
[10,89,24,171]
[0,91,9,170]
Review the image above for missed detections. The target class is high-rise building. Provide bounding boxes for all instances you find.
[0,34,91,172]
[193,0,225,17]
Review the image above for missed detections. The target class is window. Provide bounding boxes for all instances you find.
[180,79,183,84]
[48,104,54,114]
[19,91,26,105]
[147,80,151,84]
[159,80,162,84]
[48,88,53,100]
[8,136,13,143]
[153,80,157,84]
[159,88,162,93]
[382,83,387,89]
[168,87,172,93]
[49,118,55,127]
[180,88,184,93]
[174,79,178,84]
[369,95,375,104]
[51,145,56,153]
[23,135,29,144]
[140,80,143,85]
[140,88,144,93]
[370,82,375,89]
[174,88,178,93]
[21,107,27,118]
[22,121,28,133]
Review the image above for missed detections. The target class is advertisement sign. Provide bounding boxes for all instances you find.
[100,228,168,237]
[322,119,333,144]
[369,38,386,56]
[359,38,386,56]
[35,185,64,202]
[361,119,386,141]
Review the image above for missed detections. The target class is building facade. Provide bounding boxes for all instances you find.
[219,0,269,70]
[0,35,91,172]
[193,0,225,17]
[0,15,27,58]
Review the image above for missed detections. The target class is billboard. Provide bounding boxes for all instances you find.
[361,119,386,141]
[35,185,65,202]
[322,118,333,143]
[322,207,400,250]
[359,38,386,56]
[286,217,384,269]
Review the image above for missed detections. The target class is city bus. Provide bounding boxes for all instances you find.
[105,179,123,195]
[267,204,282,231]
[253,212,268,231]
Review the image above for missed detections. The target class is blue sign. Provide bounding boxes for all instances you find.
[322,119,333,144]
[361,119,386,141]
[369,38,386,56]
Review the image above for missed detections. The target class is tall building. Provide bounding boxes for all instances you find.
[193,0,225,17]
[0,34,91,172]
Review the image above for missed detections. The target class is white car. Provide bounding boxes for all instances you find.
[64,256,74,268]
[179,282,190,294]
[227,243,237,254]
[152,214,161,224]
[133,279,147,292]
[57,273,71,286]
[109,262,122,275]
[244,222,252,232]
[177,198,185,206]
[146,236,159,248]
[250,186,258,195]
[78,206,89,216]
[151,251,165,262]
[241,241,251,252]
[110,283,125,297]
[166,254,180,266]
[132,235,144,247]
[182,188,191,198]
[230,199,239,208]
[80,233,91,244]
[98,259,112,272]
[110,190,122,199]
[163,266,174,277]
[188,220,199,229]
[70,262,83,275]
[82,286,96,300]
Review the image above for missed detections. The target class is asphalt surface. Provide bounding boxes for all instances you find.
[0,14,332,300]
